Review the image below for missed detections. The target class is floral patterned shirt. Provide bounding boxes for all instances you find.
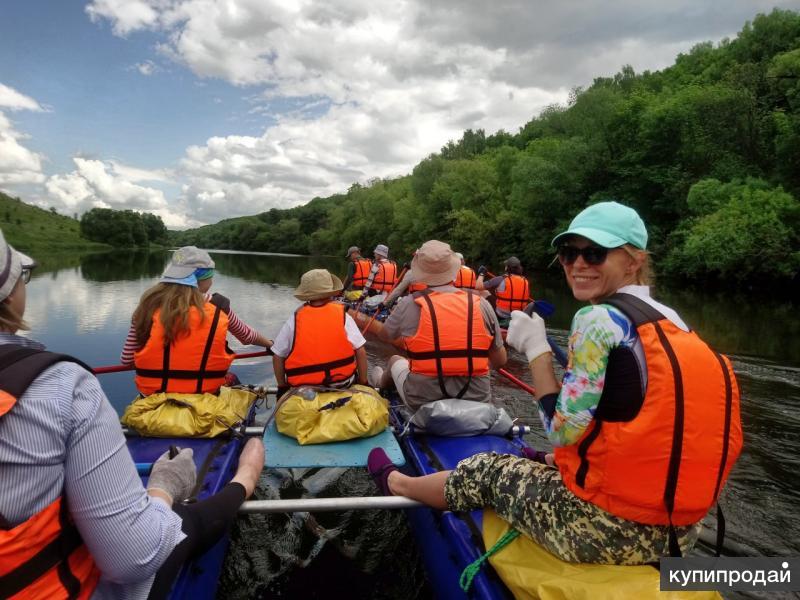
[539,303,639,447]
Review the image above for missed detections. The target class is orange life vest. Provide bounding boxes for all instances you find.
[351,258,372,288]
[494,274,530,313]
[285,302,357,386]
[454,266,477,289]
[405,290,493,398]
[408,281,427,293]
[555,294,742,530]
[371,260,398,292]
[0,346,100,600]
[134,294,234,395]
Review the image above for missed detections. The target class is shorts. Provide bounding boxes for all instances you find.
[444,452,703,565]
[389,358,411,403]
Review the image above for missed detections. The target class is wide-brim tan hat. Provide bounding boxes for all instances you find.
[410,240,460,286]
[294,269,344,301]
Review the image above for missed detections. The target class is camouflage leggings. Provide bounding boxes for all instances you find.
[444,452,703,565]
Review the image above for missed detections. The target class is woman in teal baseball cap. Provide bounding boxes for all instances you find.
[368,201,742,570]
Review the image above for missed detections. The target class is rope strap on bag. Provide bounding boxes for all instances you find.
[458,528,521,592]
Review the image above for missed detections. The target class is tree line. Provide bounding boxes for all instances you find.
[81,208,168,247]
[172,9,800,287]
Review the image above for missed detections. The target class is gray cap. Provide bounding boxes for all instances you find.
[0,229,35,302]
[374,244,389,258]
[345,246,360,258]
[505,256,521,268]
[162,246,215,279]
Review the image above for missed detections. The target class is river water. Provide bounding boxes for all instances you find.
[20,248,800,598]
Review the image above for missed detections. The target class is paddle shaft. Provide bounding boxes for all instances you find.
[359,264,408,333]
[523,303,568,368]
[497,368,535,395]
[93,349,273,375]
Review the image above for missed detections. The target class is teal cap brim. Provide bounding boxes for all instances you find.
[551,227,629,249]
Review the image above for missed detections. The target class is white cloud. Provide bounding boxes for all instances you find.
[44,158,185,227]
[0,83,46,187]
[0,83,46,112]
[82,0,799,225]
[131,60,159,76]
[85,0,164,36]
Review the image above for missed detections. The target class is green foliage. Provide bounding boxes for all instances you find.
[172,9,800,287]
[663,178,800,281]
[80,208,168,248]
[0,191,107,252]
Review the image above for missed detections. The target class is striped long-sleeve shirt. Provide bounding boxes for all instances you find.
[0,333,184,600]
[120,292,261,365]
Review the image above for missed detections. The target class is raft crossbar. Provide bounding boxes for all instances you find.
[238,495,424,513]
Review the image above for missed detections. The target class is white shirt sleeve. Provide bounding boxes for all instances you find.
[345,314,367,349]
[270,318,295,357]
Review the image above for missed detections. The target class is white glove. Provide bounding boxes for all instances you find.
[507,310,551,363]
[147,448,197,504]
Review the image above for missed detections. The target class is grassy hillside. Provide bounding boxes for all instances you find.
[0,192,109,253]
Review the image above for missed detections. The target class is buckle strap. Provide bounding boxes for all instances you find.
[285,355,356,377]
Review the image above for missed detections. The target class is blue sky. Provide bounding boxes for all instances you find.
[0,0,796,228]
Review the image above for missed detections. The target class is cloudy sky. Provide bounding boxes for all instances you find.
[0,1,796,228]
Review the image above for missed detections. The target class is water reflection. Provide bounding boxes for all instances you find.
[80,250,169,282]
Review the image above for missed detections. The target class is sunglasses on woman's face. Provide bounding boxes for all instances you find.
[556,244,610,266]
[21,267,34,284]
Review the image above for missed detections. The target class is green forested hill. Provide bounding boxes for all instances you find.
[0,192,109,252]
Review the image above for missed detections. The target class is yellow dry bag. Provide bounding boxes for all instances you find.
[275,385,389,445]
[121,386,257,438]
[482,509,722,600]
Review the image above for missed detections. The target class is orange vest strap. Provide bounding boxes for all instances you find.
[284,355,356,378]
[0,499,83,599]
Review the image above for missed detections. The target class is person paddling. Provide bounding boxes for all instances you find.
[453,253,477,289]
[368,202,742,565]
[476,256,531,322]
[372,240,507,410]
[272,269,368,396]
[361,244,398,297]
[121,246,273,396]
[0,229,265,599]
[342,246,372,292]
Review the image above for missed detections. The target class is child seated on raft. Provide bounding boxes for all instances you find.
[373,240,507,410]
[121,246,273,396]
[272,269,368,396]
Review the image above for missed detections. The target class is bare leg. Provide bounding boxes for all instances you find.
[387,470,450,510]
[231,437,265,498]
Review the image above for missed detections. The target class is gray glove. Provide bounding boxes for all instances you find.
[147,448,197,504]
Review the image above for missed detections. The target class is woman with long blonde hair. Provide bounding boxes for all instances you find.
[121,246,272,395]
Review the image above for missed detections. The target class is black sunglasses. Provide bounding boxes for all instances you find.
[557,245,610,266]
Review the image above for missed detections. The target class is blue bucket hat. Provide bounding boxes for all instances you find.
[551,201,648,250]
